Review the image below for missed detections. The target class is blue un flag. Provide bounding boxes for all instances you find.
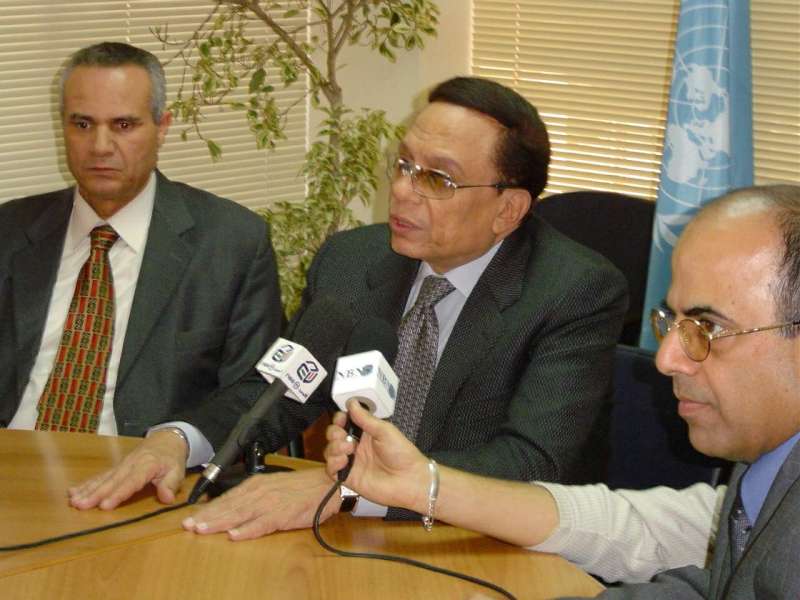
[639,0,753,349]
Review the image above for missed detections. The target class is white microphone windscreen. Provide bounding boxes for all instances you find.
[331,350,398,419]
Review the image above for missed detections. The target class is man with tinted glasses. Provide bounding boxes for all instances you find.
[72,76,628,540]
[325,184,800,598]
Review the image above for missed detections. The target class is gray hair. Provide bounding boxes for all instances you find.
[60,41,166,123]
[700,185,800,334]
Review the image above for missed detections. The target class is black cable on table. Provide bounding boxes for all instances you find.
[312,481,517,600]
[0,502,190,552]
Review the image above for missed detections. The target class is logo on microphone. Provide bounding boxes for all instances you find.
[271,344,294,363]
[378,368,397,400]
[337,364,373,379]
[296,360,320,384]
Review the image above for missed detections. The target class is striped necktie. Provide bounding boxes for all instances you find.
[36,225,119,432]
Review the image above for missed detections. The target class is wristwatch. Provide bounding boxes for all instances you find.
[339,485,359,513]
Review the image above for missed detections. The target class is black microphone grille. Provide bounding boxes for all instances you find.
[290,296,356,366]
[344,316,398,364]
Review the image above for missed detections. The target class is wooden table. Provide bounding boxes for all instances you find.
[0,430,603,599]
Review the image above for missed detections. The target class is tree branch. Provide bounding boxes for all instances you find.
[153,1,221,66]
[333,0,364,56]
[234,0,322,83]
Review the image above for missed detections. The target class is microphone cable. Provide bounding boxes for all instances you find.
[312,480,518,600]
[5,482,516,599]
[0,502,189,552]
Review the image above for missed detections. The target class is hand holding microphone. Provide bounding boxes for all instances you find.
[331,350,397,483]
[330,317,398,484]
[325,316,436,511]
[325,399,432,513]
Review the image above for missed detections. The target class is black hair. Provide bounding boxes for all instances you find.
[428,76,550,200]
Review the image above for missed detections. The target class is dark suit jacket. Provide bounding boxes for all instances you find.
[0,171,282,435]
[581,437,800,599]
[195,218,627,487]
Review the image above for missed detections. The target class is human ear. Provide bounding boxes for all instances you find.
[492,188,531,237]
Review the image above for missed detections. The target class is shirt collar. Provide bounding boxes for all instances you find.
[416,240,503,299]
[741,429,800,523]
[66,172,156,254]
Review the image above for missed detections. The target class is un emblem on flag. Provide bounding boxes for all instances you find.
[652,1,745,254]
[663,60,731,190]
[663,4,733,197]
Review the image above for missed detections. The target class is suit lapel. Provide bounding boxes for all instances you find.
[10,191,72,399]
[416,225,532,451]
[116,172,194,387]
[709,463,745,599]
[360,250,418,329]
[714,439,800,598]
[733,439,800,570]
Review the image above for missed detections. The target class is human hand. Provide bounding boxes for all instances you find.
[181,467,339,541]
[68,430,188,510]
[324,399,430,513]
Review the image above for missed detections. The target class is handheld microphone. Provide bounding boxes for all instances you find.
[330,318,398,483]
[188,298,355,504]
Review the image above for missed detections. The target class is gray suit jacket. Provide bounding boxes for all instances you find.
[582,437,800,599]
[197,218,627,488]
[0,171,282,435]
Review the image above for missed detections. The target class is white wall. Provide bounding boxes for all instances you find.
[315,0,472,222]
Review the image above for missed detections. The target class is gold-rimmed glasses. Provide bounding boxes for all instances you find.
[388,155,523,200]
[650,306,800,362]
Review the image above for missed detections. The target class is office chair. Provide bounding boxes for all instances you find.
[535,191,655,345]
[607,344,730,490]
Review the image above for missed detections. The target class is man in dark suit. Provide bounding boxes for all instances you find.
[71,77,627,535]
[325,185,800,599]
[0,42,281,486]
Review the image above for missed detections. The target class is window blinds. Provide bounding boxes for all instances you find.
[0,1,308,209]
[472,0,799,199]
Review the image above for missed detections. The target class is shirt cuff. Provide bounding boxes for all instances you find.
[351,497,389,518]
[148,421,214,468]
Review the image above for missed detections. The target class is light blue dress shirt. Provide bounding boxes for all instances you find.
[741,429,800,523]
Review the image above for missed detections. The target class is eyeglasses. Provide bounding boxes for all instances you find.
[650,306,800,362]
[389,156,523,200]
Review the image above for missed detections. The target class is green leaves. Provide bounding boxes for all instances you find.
[249,68,266,93]
[206,139,222,160]
[358,0,440,61]
[161,0,438,314]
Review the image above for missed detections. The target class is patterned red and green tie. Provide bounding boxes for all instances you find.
[36,225,118,433]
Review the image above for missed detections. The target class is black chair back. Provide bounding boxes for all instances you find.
[608,344,730,490]
[535,191,654,345]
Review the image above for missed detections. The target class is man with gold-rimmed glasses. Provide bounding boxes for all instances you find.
[324,184,800,598]
[71,76,629,541]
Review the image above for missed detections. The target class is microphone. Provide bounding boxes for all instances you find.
[188,297,355,504]
[330,317,398,483]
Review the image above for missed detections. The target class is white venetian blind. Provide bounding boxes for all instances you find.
[472,0,800,199]
[0,1,308,209]
[751,1,800,184]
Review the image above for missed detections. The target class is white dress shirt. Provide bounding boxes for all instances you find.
[9,174,155,435]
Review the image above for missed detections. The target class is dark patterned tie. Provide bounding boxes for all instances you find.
[36,225,118,433]
[391,275,455,442]
[729,483,752,568]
